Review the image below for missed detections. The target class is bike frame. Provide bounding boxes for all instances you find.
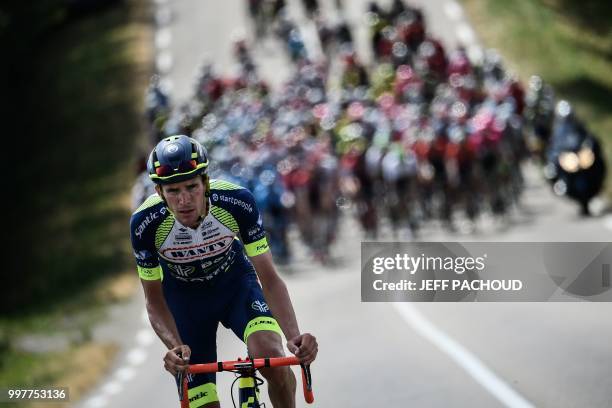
[178,356,314,407]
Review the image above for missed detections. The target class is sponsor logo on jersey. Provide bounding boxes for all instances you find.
[212,193,218,201]
[201,225,220,238]
[201,249,236,275]
[139,268,158,278]
[175,232,192,242]
[167,263,196,277]
[249,231,266,242]
[189,391,209,403]
[200,231,220,241]
[161,236,234,261]
[218,194,253,213]
[135,212,159,238]
[246,318,276,330]
[247,226,260,237]
[256,242,269,253]
[134,249,153,260]
[251,300,270,313]
[138,261,158,268]
[200,256,224,270]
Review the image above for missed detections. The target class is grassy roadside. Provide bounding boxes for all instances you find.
[460,0,612,195]
[0,272,139,407]
[1,0,152,402]
[0,343,119,408]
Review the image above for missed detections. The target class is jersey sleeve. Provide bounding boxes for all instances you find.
[130,210,162,280]
[233,188,270,257]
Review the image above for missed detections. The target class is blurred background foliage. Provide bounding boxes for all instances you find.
[461,0,612,193]
[0,0,150,316]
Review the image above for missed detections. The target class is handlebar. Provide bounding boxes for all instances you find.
[179,356,314,405]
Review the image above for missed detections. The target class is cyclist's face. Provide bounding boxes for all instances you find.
[157,177,206,228]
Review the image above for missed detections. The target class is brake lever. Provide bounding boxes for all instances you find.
[176,351,185,401]
[177,371,184,400]
[300,363,313,390]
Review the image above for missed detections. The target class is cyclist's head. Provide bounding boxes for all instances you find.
[147,135,209,186]
[148,135,211,226]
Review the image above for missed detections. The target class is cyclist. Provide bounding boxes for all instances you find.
[130,135,318,407]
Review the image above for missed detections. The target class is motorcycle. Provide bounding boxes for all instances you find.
[545,101,606,215]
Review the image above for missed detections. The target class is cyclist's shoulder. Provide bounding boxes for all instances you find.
[209,178,248,193]
[130,193,170,238]
[209,179,257,219]
[209,179,256,202]
[132,193,165,216]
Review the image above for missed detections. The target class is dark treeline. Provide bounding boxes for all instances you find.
[1,0,136,316]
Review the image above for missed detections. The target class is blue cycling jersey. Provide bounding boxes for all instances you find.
[130,179,281,406]
[130,179,270,285]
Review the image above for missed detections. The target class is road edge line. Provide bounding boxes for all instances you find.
[392,303,534,408]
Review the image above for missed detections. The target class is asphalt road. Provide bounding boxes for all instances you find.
[77,1,612,407]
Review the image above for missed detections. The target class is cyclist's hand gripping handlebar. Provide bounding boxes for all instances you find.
[176,356,314,405]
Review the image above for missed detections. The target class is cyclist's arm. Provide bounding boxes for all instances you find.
[131,202,191,373]
[141,279,184,349]
[249,251,301,340]
[232,186,314,356]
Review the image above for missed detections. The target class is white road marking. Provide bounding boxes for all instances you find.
[156,51,173,73]
[155,27,172,50]
[444,1,463,21]
[101,381,123,396]
[83,395,107,408]
[155,7,172,27]
[393,303,535,408]
[126,348,148,366]
[136,328,155,346]
[604,215,612,231]
[456,23,477,45]
[114,366,137,381]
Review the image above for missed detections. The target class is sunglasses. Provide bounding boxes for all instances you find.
[155,160,198,177]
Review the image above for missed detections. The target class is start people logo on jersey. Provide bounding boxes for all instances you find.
[212,193,253,213]
[161,235,234,261]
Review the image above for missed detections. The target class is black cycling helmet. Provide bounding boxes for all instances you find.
[147,135,209,185]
